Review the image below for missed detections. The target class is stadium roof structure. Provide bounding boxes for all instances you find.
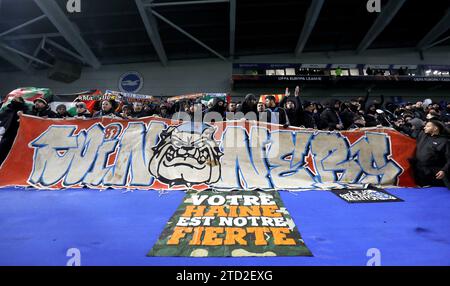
[0,0,449,72]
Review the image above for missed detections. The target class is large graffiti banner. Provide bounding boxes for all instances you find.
[0,115,416,190]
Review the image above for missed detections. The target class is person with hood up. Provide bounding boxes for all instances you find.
[237,93,258,116]
[320,99,344,130]
[302,101,317,129]
[279,86,303,127]
[206,97,226,120]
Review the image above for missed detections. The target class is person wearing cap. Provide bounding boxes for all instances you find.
[411,120,450,189]
[74,102,92,118]
[55,104,72,118]
[28,97,56,118]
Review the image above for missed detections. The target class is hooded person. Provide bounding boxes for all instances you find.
[340,102,357,129]
[206,97,226,120]
[408,117,425,139]
[0,97,29,165]
[320,99,344,130]
[422,99,433,109]
[28,97,57,118]
[237,93,258,115]
[364,103,380,127]
[301,101,317,129]
[279,88,303,127]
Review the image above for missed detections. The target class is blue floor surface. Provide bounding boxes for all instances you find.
[0,187,449,266]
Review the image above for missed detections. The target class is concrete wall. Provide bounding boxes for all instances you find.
[0,58,231,97]
[0,47,449,100]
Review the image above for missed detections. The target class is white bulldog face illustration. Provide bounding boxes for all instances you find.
[148,123,223,187]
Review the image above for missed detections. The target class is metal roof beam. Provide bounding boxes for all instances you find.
[417,8,450,50]
[357,0,407,54]
[229,0,236,58]
[45,38,86,63]
[0,42,32,73]
[0,14,47,38]
[26,37,46,69]
[152,10,227,61]
[33,0,101,69]
[3,33,61,41]
[135,0,168,65]
[148,0,229,7]
[295,0,325,57]
[0,42,53,68]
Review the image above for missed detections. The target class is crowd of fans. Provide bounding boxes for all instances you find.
[2,87,449,133]
[0,86,449,188]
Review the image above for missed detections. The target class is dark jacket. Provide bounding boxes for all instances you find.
[76,110,92,118]
[280,96,303,127]
[364,112,379,127]
[28,106,57,118]
[340,109,356,129]
[262,106,289,126]
[0,102,29,165]
[55,112,72,118]
[238,94,257,115]
[302,111,317,129]
[131,110,151,118]
[415,131,450,173]
[320,108,343,130]
[411,131,450,188]
[205,98,226,120]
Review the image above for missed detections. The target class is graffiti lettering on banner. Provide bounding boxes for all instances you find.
[0,116,417,190]
[148,189,313,257]
[330,188,404,203]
